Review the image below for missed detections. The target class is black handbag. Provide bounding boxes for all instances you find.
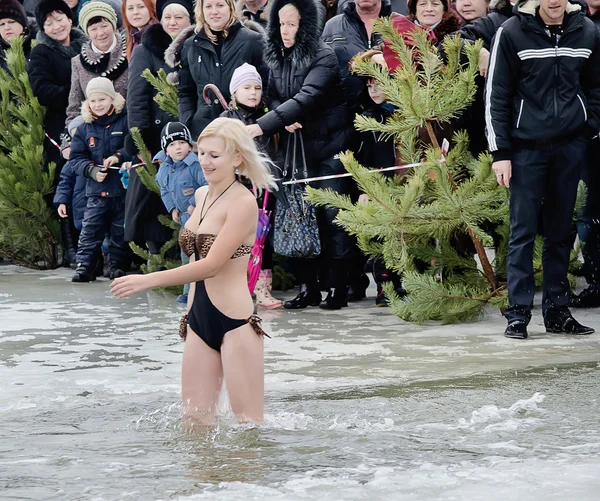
[273,132,321,258]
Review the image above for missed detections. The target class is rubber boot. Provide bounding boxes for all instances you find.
[255,269,283,309]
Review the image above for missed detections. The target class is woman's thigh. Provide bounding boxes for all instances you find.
[181,329,223,425]
[221,325,264,423]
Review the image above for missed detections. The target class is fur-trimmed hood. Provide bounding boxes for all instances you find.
[36,26,87,58]
[81,93,126,123]
[165,24,196,69]
[141,23,174,61]
[517,0,581,16]
[264,0,322,70]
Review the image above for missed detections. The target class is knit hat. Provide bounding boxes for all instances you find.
[78,1,118,35]
[161,122,193,150]
[0,0,28,30]
[229,63,262,96]
[156,0,194,20]
[86,76,116,98]
[35,0,74,30]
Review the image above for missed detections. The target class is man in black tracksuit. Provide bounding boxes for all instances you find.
[486,0,600,339]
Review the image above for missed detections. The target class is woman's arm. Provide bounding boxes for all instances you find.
[111,193,258,297]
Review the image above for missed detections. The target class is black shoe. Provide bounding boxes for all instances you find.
[375,290,389,307]
[283,285,321,310]
[72,264,96,283]
[319,288,348,310]
[108,264,126,280]
[348,274,369,302]
[504,321,528,339]
[545,315,595,335]
[569,286,600,309]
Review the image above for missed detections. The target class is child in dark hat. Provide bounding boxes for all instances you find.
[155,121,207,303]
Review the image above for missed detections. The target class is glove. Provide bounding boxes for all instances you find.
[120,164,130,189]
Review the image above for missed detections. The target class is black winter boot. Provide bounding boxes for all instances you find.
[319,287,348,310]
[284,284,322,310]
[108,262,126,279]
[320,259,349,310]
[72,263,96,283]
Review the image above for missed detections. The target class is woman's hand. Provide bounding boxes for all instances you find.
[110,274,154,298]
[246,124,263,138]
[285,122,303,133]
[57,204,68,218]
[479,48,490,77]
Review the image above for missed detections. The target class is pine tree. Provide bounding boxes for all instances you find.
[142,68,178,118]
[307,20,510,323]
[0,38,60,269]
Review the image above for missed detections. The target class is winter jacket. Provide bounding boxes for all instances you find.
[235,0,272,28]
[221,103,278,162]
[383,11,463,72]
[164,24,195,85]
[178,20,266,138]
[336,0,407,16]
[485,0,600,161]
[457,0,514,50]
[65,33,128,128]
[126,24,177,156]
[52,159,87,230]
[68,94,131,198]
[154,151,206,227]
[322,0,392,110]
[355,104,397,171]
[27,28,87,164]
[257,0,353,174]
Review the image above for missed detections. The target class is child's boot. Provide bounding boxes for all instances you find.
[72,263,96,283]
[255,269,283,309]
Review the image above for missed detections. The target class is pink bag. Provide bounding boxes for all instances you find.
[248,191,271,292]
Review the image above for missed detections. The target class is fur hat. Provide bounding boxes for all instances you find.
[161,122,193,150]
[78,1,118,35]
[0,0,28,29]
[86,76,116,98]
[156,0,195,20]
[35,0,74,30]
[229,63,262,96]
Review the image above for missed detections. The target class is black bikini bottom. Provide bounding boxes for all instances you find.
[187,281,267,351]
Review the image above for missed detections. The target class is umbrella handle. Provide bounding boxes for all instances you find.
[203,84,230,110]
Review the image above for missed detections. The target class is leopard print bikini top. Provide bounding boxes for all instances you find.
[179,228,252,259]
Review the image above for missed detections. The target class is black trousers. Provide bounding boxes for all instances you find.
[505,137,587,324]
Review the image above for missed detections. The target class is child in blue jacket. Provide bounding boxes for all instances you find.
[68,77,132,283]
[155,122,207,303]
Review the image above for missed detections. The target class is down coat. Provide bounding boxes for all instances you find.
[257,0,353,175]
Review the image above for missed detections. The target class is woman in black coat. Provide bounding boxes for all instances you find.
[0,0,37,72]
[178,0,266,138]
[27,0,86,168]
[248,0,355,310]
[124,0,194,252]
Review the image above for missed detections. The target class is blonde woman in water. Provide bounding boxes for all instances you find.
[111,117,277,424]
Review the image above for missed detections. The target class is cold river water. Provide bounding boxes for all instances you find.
[1,265,599,500]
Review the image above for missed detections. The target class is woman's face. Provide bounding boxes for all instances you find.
[279,6,300,49]
[415,0,444,27]
[88,19,115,51]
[455,0,488,22]
[161,6,191,38]
[203,0,232,32]
[126,0,151,29]
[0,18,25,41]
[197,136,241,184]
[235,83,263,108]
[43,11,72,44]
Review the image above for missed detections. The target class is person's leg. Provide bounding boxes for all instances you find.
[106,197,128,279]
[504,148,548,328]
[221,325,264,423]
[181,330,224,427]
[541,137,593,334]
[283,258,321,309]
[73,197,109,282]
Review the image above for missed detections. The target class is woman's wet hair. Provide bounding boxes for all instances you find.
[198,117,278,193]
